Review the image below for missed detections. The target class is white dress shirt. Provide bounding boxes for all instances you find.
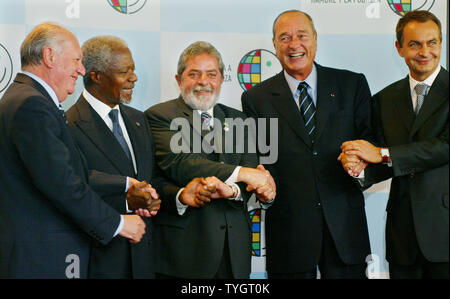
[409,65,441,111]
[83,89,142,234]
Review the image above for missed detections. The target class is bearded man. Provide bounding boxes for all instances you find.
[144,41,275,279]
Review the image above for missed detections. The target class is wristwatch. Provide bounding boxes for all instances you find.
[380,147,392,166]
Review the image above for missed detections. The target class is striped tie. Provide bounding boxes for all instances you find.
[201,112,212,131]
[298,82,316,141]
[414,83,430,115]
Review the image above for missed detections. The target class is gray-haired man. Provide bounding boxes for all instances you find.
[145,41,275,279]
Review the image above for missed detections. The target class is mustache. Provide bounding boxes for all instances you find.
[193,86,214,93]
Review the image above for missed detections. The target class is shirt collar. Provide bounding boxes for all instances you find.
[21,71,60,108]
[83,89,120,119]
[409,65,441,94]
[284,64,317,97]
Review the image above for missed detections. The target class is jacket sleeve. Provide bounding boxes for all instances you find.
[11,97,121,245]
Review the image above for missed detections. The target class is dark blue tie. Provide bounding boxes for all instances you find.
[108,109,132,160]
[58,104,67,124]
[298,82,316,141]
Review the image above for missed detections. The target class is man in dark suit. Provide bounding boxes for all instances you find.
[0,23,146,278]
[241,10,372,278]
[145,41,275,279]
[340,10,448,279]
[67,36,212,278]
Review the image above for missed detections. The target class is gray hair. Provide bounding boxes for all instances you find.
[177,41,224,76]
[81,35,128,86]
[272,10,316,38]
[20,22,69,68]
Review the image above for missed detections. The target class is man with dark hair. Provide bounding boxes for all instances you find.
[0,24,146,278]
[341,10,448,279]
[241,10,373,279]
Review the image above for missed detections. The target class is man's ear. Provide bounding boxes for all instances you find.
[175,74,182,87]
[395,40,404,58]
[42,46,56,68]
[89,70,102,85]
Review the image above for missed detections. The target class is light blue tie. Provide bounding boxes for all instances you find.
[414,83,430,115]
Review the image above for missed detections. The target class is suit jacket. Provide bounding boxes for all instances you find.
[365,68,449,265]
[241,64,372,273]
[67,95,169,278]
[145,97,258,278]
[0,74,120,278]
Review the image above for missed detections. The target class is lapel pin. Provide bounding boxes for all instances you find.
[136,122,141,127]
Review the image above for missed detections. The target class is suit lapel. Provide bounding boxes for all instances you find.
[120,105,145,176]
[73,96,134,176]
[411,69,449,136]
[393,76,415,133]
[314,64,339,143]
[268,72,312,148]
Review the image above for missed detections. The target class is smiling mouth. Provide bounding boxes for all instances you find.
[289,53,305,58]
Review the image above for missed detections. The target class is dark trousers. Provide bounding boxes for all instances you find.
[156,232,234,279]
[269,211,367,279]
[389,249,449,279]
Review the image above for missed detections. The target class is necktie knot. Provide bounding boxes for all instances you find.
[298,81,309,92]
[414,83,429,96]
[108,109,119,122]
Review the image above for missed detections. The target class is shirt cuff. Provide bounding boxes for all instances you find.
[175,188,189,215]
[225,166,243,201]
[357,169,365,179]
[113,215,124,237]
[125,177,133,213]
[260,198,275,209]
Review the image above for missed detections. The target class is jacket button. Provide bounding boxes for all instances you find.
[220,225,226,229]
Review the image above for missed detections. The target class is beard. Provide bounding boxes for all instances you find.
[119,94,132,104]
[181,86,220,111]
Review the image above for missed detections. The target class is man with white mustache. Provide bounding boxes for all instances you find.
[145,41,275,279]
[241,10,373,279]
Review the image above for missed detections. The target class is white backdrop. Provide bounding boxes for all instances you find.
[0,0,448,279]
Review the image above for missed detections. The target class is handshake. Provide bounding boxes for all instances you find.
[119,165,276,243]
[119,178,161,244]
[179,165,277,208]
[338,139,384,177]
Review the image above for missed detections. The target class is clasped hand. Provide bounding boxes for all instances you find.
[338,139,382,177]
[126,179,161,217]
